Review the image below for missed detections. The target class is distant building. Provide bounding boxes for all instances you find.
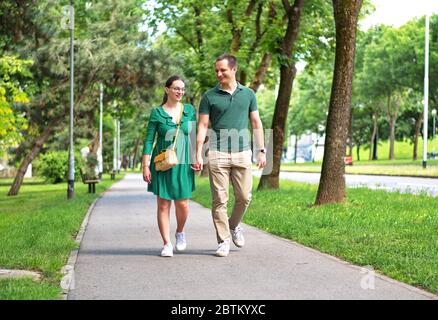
[0,156,32,178]
[285,133,325,163]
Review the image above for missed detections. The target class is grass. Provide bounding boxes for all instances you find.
[351,139,438,161]
[192,176,438,294]
[0,173,125,300]
[281,162,438,177]
[0,278,61,300]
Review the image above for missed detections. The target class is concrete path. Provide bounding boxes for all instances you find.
[67,174,436,300]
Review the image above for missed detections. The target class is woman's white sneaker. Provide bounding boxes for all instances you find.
[161,243,173,257]
[175,232,187,252]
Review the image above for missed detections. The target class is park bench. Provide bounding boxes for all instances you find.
[79,168,99,193]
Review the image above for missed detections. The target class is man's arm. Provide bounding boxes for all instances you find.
[195,114,210,170]
[250,110,266,169]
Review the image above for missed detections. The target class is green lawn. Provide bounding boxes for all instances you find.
[0,174,124,300]
[352,139,438,161]
[281,162,438,177]
[192,176,438,294]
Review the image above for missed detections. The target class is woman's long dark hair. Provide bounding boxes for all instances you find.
[161,75,184,105]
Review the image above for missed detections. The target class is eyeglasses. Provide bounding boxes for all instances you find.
[169,87,185,92]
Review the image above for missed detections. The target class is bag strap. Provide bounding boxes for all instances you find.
[152,104,184,152]
[170,104,184,151]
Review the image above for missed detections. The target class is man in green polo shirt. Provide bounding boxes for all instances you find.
[195,53,266,257]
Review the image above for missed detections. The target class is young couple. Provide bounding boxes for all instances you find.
[142,54,266,257]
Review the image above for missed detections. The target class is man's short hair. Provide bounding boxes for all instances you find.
[216,53,237,69]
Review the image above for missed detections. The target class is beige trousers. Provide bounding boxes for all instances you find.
[208,150,253,243]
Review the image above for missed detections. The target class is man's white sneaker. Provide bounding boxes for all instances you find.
[175,232,187,252]
[161,243,173,257]
[231,225,245,248]
[215,239,230,257]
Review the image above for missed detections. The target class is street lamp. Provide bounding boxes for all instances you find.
[67,0,75,199]
[112,118,117,180]
[422,14,430,169]
[98,83,103,179]
[432,109,437,157]
[117,119,121,173]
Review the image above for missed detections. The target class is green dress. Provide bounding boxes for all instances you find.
[143,104,196,200]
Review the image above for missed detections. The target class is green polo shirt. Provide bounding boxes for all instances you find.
[199,82,257,152]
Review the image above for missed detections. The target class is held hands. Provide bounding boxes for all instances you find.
[143,166,151,183]
[191,154,203,171]
[191,152,265,170]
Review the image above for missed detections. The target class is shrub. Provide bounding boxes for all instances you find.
[38,151,84,183]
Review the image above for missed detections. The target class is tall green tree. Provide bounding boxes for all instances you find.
[146,0,281,97]
[3,0,161,195]
[258,0,334,190]
[315,0,362,205]
[0,56,32,155]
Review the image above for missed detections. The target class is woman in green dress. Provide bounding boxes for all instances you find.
[142,75,197,257]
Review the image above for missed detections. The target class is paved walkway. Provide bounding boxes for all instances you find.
[67,174,436,300]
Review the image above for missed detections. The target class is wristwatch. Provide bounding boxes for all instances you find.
[259,148,267,154]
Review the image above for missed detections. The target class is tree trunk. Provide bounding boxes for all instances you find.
[248,2,276,93]
[369,114,377,160]
[413,114,422,161]
[257,0,304,191]
[313,136,319,162]
[249,53,272,93]
[372,126,378,160]
[315,0,362,205]
[388,116,396,160]
[239,69,247,86]
[8,115,65,196]
[230,29,241,56]
[348,108,353,156]
[132,137,141,169]
[386,93,400,161]
[356,144,360,161]
[258,63,297,190]
[294,135,298,163]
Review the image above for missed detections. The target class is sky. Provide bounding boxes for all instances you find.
[360,0,438,30]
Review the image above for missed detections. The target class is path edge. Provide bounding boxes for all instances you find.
[59,195,102,300]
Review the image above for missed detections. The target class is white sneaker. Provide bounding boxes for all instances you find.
[175,232,187,252]
[161,243,173,257]
[215,239,230,257]
[231,225,245,248]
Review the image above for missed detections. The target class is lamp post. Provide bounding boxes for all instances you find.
[117,119,121,173]
[432,109,437,157]
[112,118,117,179]
[67,0,75,199]
[422,14,430,168]
[98,83,103,179]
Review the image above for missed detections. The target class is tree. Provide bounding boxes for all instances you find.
[0,56,32,155]
[289,59,334,141]
[149,0,344,187]
[354,16,438,161]
[146,0,281,97]
[315,0,362,205]
[257,0,305,190]
[4,0,161,196]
